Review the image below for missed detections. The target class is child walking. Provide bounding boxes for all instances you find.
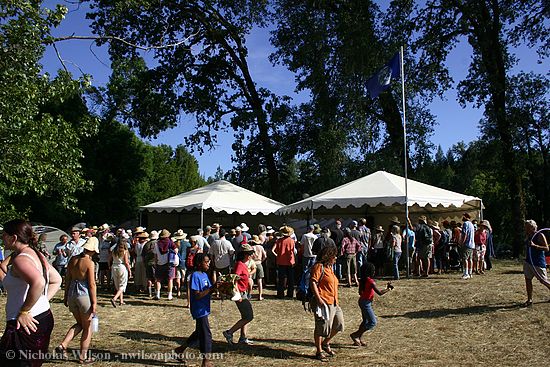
[350,262,393,346]
[175,253,217,367]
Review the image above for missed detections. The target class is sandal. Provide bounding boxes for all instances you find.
[521,300,533,307]
[321,343,335,356]
[79,356,96,364]
[55,344,68,360]
[315,351,328,362]
[110,299,117,308]
[350,333,362,346]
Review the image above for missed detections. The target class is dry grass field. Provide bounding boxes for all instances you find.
[1,259,549,366]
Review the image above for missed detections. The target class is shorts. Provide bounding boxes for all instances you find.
[314,303,344,338]
[523,261,548,281]
[175,267,185,279]
[68,295,92,315]
[236,298,254,322]
[462,248,474,262]
[155,264,175,282]
[418,245,433,260]
[146,265,156,281]
[475,244,486,261]
[98,262,109,271]
[252,263,264,280]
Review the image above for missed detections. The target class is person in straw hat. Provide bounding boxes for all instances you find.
[414,216,433,277]
[474,221,489,275]
[222,244,255,346]
[371,225,386,278]
[271,225,296,299]
[134,232,150,294]
[429,220,442,275]
[249,235,267,300]
[172,229,189,298]
[56,236,98,363]
[154,229,177,300]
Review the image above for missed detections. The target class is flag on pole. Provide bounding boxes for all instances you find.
[366,52,400,99]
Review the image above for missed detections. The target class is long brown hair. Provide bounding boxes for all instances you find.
[114,238,128,258]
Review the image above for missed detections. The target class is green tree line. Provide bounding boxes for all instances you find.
[1,1,548,255]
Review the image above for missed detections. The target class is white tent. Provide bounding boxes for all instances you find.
[278,171,483,222]
[140,180,285,231]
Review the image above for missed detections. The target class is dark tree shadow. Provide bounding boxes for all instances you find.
[381,303,522,319]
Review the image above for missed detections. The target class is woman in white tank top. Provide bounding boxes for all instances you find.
[0,219,62,366]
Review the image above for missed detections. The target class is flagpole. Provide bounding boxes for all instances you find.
[400,46,410,278]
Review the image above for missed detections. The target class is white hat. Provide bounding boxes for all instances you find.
[239,223,249,232]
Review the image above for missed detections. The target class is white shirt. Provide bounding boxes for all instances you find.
[301,232,317,258]
[208,239,235,269]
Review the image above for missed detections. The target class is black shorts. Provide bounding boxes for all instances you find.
[146,265,156,281]
[99,262,109,271]
[236,298,254,322]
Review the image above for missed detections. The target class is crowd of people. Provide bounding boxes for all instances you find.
[0,214,548,366]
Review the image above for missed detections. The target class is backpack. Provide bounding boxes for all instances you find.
[417,224,432,246]
[296,263,324,311]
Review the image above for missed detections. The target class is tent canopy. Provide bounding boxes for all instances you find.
[278,171,482,219]
[140,180,285,216]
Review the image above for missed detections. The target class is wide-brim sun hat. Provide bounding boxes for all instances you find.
[149,230,159,240]
[136,232,149,239]
[279,225,294,237]
[418,215,427,223]
[159,229,171,238]
[389,216,401,224]
[239,223,250,232]
[172,229,187,241]
[240,243,255,253]
[428,220,440,230]
[375,225,384,232]
[82,237,99,253]
[480,220,492,231]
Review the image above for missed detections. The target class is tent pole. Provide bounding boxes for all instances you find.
[200,207,204,232]
[400,46,411,278]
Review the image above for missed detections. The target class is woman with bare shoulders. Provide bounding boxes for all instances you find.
[56,237,98,364]
[0,219,62,366]
[110,238,131,307]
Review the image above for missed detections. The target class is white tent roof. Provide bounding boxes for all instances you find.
[140,180,285,215]
[278,171,482,216]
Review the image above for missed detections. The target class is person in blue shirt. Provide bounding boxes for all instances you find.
[175,253,217,367]
[522,220,550,307]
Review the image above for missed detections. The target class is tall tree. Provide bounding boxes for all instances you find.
[0,1,97,223]
[412,0,548,255]
[85,0,291,199]
[270,0,436,193]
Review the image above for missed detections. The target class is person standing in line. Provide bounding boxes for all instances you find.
[134,232,149,294]
[474,221,488,274]
[250,235,267,301]
[154,229,176,300]
[330,220,345,280]
[223,245,255,346]
[357,218,371,270]
[110,238,131,307]
[340,228,361,287]
[460,213,475,279]
[0,219,62,366]
[175,253,216,367]
[56,237,98,364]
[414,216,433,278]
[522,219,550,307]
[483,220,495,270]
[53,234,70,281]
[390,225,402,280]
[300,225,318,272]
[271,226,296,299]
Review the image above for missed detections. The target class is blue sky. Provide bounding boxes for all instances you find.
[41,1,546,178]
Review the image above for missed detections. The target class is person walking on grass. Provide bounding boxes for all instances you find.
[350,262,393,347]
[522,219,550,307]
[223,244,255,346]
[110,238,131,307]
[57,237,98,364]
[310,245,343,362]
[175,253,216,367]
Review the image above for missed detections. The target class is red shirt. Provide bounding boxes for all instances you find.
[234,260,249,292]
[474,229,487,245]
[359,277,376,301]
[274,237,296,266]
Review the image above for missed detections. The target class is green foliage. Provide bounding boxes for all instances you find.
[0,1,96,223]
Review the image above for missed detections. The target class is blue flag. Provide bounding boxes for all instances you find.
[366,53,400,99]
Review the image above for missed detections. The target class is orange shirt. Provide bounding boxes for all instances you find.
[310,263,339,305]
[274,237,296,266]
